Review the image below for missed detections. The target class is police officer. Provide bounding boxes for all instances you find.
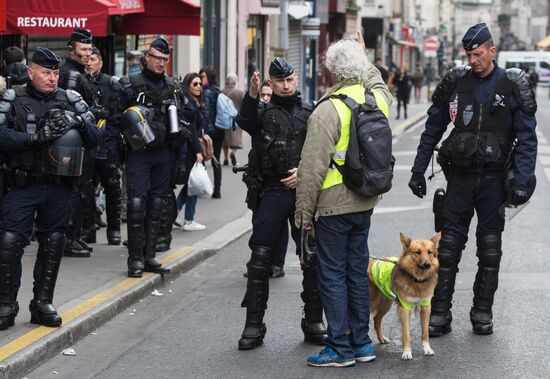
[81,47,122,245]
[408,23,537,336]
[59,28,99,257]
[235,58,326,350]
[109,37,189,278]
[0,47,100,330]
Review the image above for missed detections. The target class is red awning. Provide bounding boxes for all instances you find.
[117,0,200,36]
[2,0,111,36]
[106,0,145,15]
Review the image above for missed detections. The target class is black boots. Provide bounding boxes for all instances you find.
[105,173,122,245]
[429,230,465,337]
[30,232,65,327]
[127,197,146,277]
[0,231,23,330]
[107,230,122,246]
[470,233,502,335]
[239,245,271,350]
[156,194,176,253]
[301,260,327,345]
[144,197,170,274]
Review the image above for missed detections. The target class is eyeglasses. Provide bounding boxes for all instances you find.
[147,52,169,63]
[191,81,202,87]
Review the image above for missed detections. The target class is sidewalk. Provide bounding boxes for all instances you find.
[0,98,429,378]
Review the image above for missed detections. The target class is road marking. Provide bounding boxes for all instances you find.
[393,165,414,171]
[0,246,194,362]
[374,205,431,214]
[392,151,418,156]
[539,145,550,154]
[545,168,550,182]
[539,155,550,166]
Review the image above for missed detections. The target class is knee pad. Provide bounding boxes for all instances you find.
[247,245,272,278]
[476,233,502,268]
[439,230,467,268]
[0,231,24,263]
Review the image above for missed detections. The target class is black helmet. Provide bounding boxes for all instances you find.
[42,128,84,176]
[121,105,155,151]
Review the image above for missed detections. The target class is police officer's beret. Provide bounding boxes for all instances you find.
[462,23,492,51]
[70,28,92,44]
[91,47,101,56]
[31,47,61,70]
[149,38,170,54]
[269,57,294,78]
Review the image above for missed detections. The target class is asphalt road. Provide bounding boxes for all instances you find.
[27,91,550,379]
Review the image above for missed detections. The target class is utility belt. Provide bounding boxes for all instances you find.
[7,169,65,188]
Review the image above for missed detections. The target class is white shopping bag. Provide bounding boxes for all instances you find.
[187,163,213,197]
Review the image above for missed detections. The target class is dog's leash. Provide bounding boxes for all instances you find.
[370,256,397,264]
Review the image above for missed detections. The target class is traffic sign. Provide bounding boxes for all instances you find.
[424,36,439,58]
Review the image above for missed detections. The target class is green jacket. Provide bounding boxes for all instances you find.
[371,258,431,311]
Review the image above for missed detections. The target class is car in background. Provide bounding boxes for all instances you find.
[497,51,550,84]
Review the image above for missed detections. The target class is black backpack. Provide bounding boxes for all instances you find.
[329,90,394,197]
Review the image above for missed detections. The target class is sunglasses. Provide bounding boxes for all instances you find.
[191,81,202,87]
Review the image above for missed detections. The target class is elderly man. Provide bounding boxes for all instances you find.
[0,47,100,329]
[295,38,391,367]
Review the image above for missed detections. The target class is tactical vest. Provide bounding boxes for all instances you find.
[258,100,311,186]
[91,73,115,107]
[8,87,74,175]
[441,70,514,172]
[126,73,182,149]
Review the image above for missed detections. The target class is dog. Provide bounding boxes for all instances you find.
[368,232,440,360]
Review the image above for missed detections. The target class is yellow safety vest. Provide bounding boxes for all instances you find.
[321,83,389,190]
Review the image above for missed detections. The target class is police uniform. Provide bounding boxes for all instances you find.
[235,58,326,350]
[59,28,101,257]
[0,48,100,330]
[409,23,537,336]
[80,47,123,246]
[108,37,189,278]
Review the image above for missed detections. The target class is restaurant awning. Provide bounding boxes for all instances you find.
[117,0,200,36]
[536,35,550,50]
[2,0,112,36]
[106,0,145,15]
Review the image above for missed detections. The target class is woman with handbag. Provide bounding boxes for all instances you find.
[174,73,207,231]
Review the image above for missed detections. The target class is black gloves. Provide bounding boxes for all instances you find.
[509,186,530,206]
[90,105,109,121]
[408,172,427,198]
[61,113,85,130]
[172,160,187,185]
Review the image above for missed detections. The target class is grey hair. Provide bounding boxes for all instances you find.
[226,73,238,85]
[325,39,372,86]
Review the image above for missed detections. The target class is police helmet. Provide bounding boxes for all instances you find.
[121,105,155,151]
[43,128,84,176]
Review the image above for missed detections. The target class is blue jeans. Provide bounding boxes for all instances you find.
[314,210,373,359]
[176,187,197,221]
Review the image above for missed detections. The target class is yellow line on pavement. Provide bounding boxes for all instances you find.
[0,246,194,362]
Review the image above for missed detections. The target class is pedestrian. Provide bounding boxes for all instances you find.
[1,46,28,87]
[81,47,123,246]
[260,80,272,103]
[0,47,100,330]
[394,66,411,119]
[199,66,222,198]
[173,72,205,232]
[374,57,389,84]
[412,64,424,103]
[59,28,98,258]
[221,74,244,167]
[109,37,190,277]
[408,22,537,337]
[235,57,327,350]
[295,38,391,367]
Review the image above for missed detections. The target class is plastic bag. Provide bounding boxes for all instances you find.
[187,163,213,197]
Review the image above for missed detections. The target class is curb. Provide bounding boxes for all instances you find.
[0,211,252,379]
[392,110,428,136]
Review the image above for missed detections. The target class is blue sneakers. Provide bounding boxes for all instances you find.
[354,342,376,363]
[307,347,356,367]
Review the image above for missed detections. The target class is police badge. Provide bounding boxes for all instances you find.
[463,104,474,126]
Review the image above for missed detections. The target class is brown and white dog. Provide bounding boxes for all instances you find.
[368,232,440,360]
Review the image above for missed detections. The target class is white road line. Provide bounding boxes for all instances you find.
[539,145,550,154]
[392,151,419,156]
[538,155,550,166]
[374,205,431,214]
[393,165,414,171]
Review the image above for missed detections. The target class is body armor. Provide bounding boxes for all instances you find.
[119,73,184,150]
[439,68,518,173]
[258,102,311,186]
[59,58,95,106]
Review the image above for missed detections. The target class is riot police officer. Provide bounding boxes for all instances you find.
[81,47,122,246]
[235,58,326,350]
[0,47,100,330]
[108,37,189,278]
[408,23,537,336]
[59,28,99,257]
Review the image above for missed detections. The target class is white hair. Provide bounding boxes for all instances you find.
[226,73,238,85]
[325,39,371,86]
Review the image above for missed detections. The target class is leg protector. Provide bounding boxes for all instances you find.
[0,231,24,330]
[156,193,176,252]
[143,196,170,274]
[127,197,146,277]
[30,232,64,327]
[239,245,272,350]
[429,230,466,337]
[471,233,502,335]
[300,257,327,345]
[105,175,122,244]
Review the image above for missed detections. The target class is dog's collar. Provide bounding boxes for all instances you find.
[397,265,428,283]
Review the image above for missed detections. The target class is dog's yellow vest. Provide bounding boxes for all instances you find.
[371,258,431,311]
